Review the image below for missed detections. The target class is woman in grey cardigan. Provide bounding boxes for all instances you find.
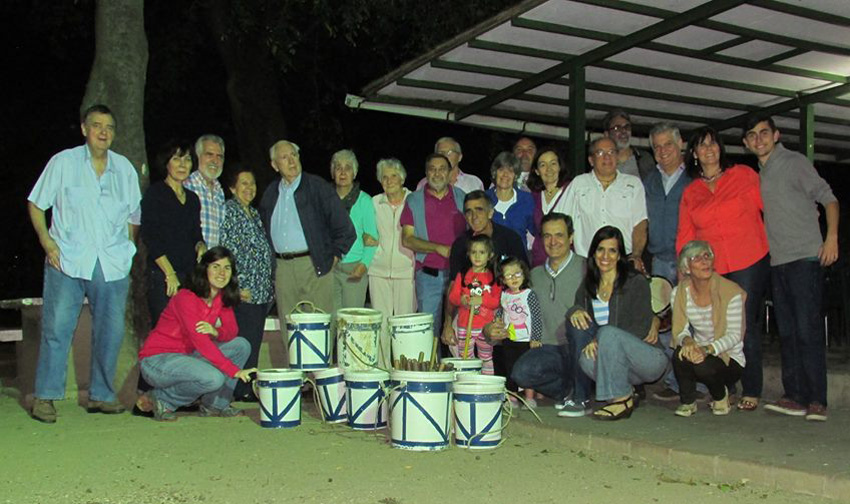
[566,226,664,421]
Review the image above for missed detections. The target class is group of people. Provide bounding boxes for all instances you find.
[26,104,837,425]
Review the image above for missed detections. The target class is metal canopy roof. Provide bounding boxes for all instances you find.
[346,0,850,164]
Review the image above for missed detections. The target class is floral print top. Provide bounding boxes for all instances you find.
[220,198,274,304]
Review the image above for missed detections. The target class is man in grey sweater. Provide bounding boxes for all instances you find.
[485,212,584,410]
[743,114,839,422]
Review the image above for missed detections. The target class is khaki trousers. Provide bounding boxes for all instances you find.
[275,256,333,367]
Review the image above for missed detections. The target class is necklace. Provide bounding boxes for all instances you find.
[700,169,722,183]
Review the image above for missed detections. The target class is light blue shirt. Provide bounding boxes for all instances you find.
[591,298,610,326]
[545,252,575,278]
[270,173,308,253]
[657,163,686,196]
[28,145,141,281]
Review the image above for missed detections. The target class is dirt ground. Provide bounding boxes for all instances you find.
[0,390,832,504]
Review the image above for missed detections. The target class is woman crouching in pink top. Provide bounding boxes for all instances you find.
[137,246,256,421]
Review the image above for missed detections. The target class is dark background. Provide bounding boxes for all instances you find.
[2,0,848,332]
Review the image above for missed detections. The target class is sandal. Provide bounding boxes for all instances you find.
[592,396,635,421]
[736,396,759,412]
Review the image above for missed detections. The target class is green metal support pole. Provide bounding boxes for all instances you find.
[568,65,587,178]
[799,103,815,162]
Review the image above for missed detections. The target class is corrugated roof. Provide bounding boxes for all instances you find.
[347,0,850,163]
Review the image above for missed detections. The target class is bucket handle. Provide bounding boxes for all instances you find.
[379,382,405,443]
[291,300,325,315]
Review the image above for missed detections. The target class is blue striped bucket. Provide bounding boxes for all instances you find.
[314,367,347,423]
[389,370,454,451]
[345,369,389,430]
[255,369,304,428]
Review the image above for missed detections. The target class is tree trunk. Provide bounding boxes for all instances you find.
[81,0,151,342]
[207,0,288,191]
[82,0,149,184]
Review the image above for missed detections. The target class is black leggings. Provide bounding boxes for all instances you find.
[672,348,743,404]
[495,340,533,393]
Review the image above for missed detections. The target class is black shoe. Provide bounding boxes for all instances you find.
[235,392,259,403]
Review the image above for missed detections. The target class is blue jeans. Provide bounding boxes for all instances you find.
[771,259,827,406]
[565,323,595,403]
[723,254,769,398]
[651,256,678,285]
[140,337,250,411]
[579,325,667,401]
[510,344,570,400]
[35,261,130,402]
[415,268,450,336]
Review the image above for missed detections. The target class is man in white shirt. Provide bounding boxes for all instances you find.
[27,104,141,423]
[562,136,648,270]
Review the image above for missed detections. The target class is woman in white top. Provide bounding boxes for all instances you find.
[527,147,572,267]
[368,158,416,367]
[671,240,746,417]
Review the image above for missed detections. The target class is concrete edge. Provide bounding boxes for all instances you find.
[509,417,850,501]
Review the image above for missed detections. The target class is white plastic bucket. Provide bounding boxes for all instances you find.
[345,369,390,430]
[286,312,332,370]
[255,369,304,428]
[314,367,347,423]
[388,313,434,365]
[456,374,507,386]
[389,370,454,451]
[453,379,505,449]
[337,308,383,371]
[441,357,483,377]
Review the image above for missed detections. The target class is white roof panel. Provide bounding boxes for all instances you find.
[711,5,850,51]
[480,21,604,55]
[718,40,794,61]
[523,1,658,36]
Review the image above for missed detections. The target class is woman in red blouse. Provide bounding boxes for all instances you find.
[676,127,769,412]
[137,247,256,421]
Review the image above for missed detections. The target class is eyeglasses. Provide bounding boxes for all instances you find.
[593,149,617,158]
[608,123,631,133]
[503,272,524,280]
[687,252,713,263]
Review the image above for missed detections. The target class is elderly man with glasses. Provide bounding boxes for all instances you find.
[602,109,656,181]
[561,137,648,270]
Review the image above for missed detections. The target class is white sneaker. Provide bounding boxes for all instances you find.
[521,397,538,410]
[675,402,697,417]
[557,399,590,418]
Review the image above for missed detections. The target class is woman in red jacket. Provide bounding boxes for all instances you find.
[676,127,770,412]
[137,247,256,421]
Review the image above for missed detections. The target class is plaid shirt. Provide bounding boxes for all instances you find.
[184,170,225,247]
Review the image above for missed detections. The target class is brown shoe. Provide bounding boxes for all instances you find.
[805,402,827,422]
[135,393,155,413]
[86,400,126,414]
[31,399,57,423]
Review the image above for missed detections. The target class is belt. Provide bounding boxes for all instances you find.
[276,250,310,260]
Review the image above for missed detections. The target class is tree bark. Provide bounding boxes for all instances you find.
[82,0,149,185]
[81,0,151,341]
[206,0,288,190]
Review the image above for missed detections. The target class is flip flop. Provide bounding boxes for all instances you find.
[737,397,759,411]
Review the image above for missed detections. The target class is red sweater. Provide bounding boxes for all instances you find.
[676,165,769,275]
[449,269,501,330]
[138,289,241,377]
